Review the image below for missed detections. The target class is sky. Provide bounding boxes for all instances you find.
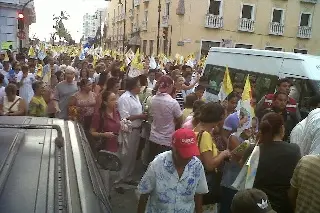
[29,0,108,42]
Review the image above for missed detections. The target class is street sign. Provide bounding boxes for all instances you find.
[17,31,26,40]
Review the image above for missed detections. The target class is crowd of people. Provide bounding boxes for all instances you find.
[0,49,320,213]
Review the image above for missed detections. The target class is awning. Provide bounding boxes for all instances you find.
[128,35,141,46]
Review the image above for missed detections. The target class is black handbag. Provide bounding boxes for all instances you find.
[197,130,222,205]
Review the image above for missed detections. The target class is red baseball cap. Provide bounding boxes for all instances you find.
[172,128,200,159]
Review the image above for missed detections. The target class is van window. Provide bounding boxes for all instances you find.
[203,64,278,100]
[291,79,320,109]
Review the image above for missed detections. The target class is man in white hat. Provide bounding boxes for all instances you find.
[53,66,78,119]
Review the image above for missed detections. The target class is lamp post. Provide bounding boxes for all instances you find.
[156,0,161,55]
[19,0,34,53]
[95,10,103,47]
[119,0,127,55]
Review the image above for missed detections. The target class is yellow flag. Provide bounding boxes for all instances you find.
[120,61,126,72]
[242,75,251,102]
[111,50,117,59]
[131,48,143,70]
[36,64,43,78]
[93,55,98,67]
[28,46,36,58]
[3,52,9,62]
[241,75,255,118]
[218,65,233,101]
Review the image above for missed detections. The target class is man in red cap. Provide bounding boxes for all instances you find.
[137,128,208,213]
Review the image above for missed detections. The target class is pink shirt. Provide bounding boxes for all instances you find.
[149,93,182,146]
[182,119,193,130]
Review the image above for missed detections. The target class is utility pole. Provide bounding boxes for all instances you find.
[95,10,103,47]
[123,0,127,55]
[99,11,102,46]
[156,0,161,55]
[119,0,127,55]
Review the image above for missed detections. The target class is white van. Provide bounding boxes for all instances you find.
[203,47,320,115]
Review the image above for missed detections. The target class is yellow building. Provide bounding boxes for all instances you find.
[104,0,320,56]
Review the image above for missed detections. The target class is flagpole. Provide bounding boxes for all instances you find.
[156,0,161,55]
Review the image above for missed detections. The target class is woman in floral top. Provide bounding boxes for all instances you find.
[68,79,96,130]
[28,81,47,117]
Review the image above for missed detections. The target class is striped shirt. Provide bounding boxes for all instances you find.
[175,91,184,109]
[291,155,320,213]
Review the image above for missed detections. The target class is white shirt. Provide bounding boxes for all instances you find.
[291,108,320,155]
[0,86,5,99]
[149,93,182,146]
[93,72,100,83]
[147,78,157,89]
[15,71,23,82]
[118,91,143,128]
[2,95,21,114]
[138,151,208,213]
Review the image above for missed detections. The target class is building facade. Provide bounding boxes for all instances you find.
[0,0,36,51]
[104,0,320,56]
[83,8,106,41]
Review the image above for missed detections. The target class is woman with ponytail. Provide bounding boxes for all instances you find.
[90,90,120,152]
[182,100,205,129]
[253,112,301,213]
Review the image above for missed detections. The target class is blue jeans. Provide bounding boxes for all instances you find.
[219,186,238,213]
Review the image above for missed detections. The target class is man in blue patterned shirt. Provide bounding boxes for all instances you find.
[137,128,208,213]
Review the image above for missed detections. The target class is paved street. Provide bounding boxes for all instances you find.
[100,160,146,213]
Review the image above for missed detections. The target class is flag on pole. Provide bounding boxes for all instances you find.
[28,46,36,58]
[37,43,47,60]
[232,142,260,190]
[218,66,233,101]
[239,75,255,127]
[128,49,143,77]
[131,48,143,70]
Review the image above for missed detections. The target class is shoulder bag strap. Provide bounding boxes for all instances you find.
[8,97,21,112]
[99,110,105,133]
[197,130,205,147]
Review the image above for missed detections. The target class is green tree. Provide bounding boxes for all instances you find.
[53,11,73,44]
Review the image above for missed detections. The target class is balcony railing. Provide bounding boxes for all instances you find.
[141,21,147,31]
[204,14,223,29]
[133,24,140,33]
[120,13,125,21]
[161,15,169,27]
[300,0,317,3]
[269,22,284,36]
[297,26,312,39]
[134,0,140,7]
[238,18,255,32]
[128,9,134,18]
[118,35,123,41]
